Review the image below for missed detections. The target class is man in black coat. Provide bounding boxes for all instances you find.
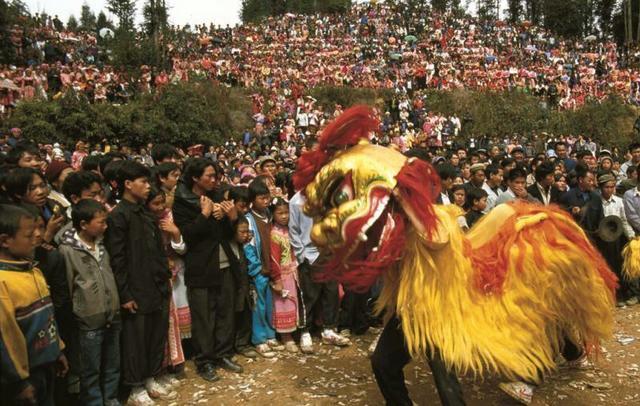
[526,161,563,206]
[172,158,241,382]
[559,164,598,221]
[105,161,173,403]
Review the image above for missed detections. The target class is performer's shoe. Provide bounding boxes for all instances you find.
[128,386,156,406]
[499,381,534,405]
[368,331,382,357]
[626,296,639,306]
[564,353,591,369]
[300,332,314,354]
[321,329,351,347]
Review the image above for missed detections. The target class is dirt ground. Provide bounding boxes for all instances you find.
[158,305,640,406]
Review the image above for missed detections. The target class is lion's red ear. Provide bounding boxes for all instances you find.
[293,105,378,193]
[395,158,441,238]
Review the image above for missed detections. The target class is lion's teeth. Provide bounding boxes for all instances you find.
[358,232,368,242]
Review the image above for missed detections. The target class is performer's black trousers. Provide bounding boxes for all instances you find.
[121,299,169,387]
[338,289,370,335]
[188,268,235,368]
[371,316,466,406]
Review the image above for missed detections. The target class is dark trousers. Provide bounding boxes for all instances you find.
[298,260,339,330]
[1,364,55,406]
[338,289,371,334]
[234,302,253,351]
[371,317,465,406]
[121,300,168,387]
[78,323,120,406]
[188,268,235,368]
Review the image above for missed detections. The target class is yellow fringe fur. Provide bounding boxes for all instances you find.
[377,204,615,383]
[622,237,640,280]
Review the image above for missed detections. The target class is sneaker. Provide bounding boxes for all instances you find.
[156,374,180,389]
[321,329,351,347]
[368,331,382,356]
[626,296,639,306]
[300,332,314,354]
[255,343,276,358]
[144,377,177,400]
[340,329,352,338]
[499,382,534,405]
[284,340,299,353]
[127,386,155,406]
[266,339,285,351]
[564,354,591,369]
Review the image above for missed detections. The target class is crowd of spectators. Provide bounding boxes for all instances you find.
[2,2,640,119]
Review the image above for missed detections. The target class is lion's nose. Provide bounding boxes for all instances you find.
[311,213,342,248]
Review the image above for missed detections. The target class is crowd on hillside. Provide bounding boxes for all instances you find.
[2,2,640,119]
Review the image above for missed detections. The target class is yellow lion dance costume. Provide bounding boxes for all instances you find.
[293,106,617,403]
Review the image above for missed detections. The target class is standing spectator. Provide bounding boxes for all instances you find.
[269,197,302,353]
[244,179,281,357]
[146,186,187,384]
[172,158,242,381]
[104,161,175,405]
[482,164,503,212]
[527,161,562,206]
[0,205,68,406]
[620,143,640,181]
[229,216,259,359]
[289,190,350,354]
[71,141,88,171]
[59,200,120,406]
[465,188,488,228]
[560,164,598,221]
[585,175,639,306]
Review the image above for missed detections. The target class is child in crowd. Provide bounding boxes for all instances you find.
[230,185,250,216]
[153,162,181,209]
[0,204,68,406]
[152,164,191,345]
[230,216,259,358]
[146,186,187,384]
[451,185,466,209]
[104,161,175,405]
[465,188,488,228]
[59,199,120,406]
[244,179,282,357]
[269,197,301,353]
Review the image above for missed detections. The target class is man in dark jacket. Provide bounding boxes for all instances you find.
[526,161,563,206]
[104,161,173,404]
[172,158,240,382]
[559,164,598,221]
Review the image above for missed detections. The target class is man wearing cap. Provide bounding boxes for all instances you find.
[463,163,486,199]
[585,174,638,306]
[510,146,525,164]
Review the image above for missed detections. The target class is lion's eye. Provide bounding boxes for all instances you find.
[331,173,354,207]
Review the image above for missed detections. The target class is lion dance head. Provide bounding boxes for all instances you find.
[293,106,441,292]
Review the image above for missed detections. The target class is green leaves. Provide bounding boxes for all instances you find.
[6,81,252,147]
